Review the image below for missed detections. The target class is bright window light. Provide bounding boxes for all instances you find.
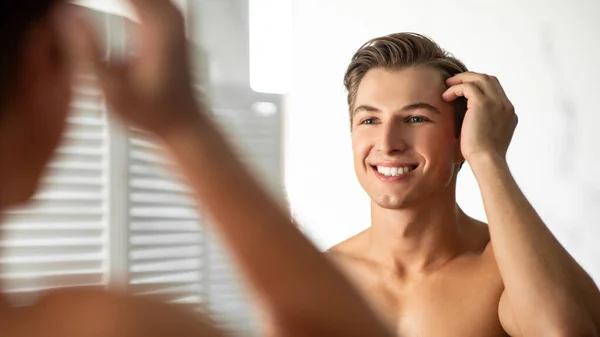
[70,0,185,21]
[71,0,137,19]
[249,0,293,94]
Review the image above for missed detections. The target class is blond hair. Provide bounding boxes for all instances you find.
[343,32,468,135]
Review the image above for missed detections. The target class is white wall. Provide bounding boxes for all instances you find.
[285,0,600,281]
[192,0,250,86]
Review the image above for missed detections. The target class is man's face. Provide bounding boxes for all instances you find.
[351,66,462,209]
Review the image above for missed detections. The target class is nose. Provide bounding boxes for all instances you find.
[376,120,408,154]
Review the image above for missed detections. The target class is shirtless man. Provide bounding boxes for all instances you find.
[328,33,600,336]
[0,1,394,336]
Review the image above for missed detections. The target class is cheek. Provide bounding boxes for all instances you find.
[415,127,457,163]
[351,134,372,164]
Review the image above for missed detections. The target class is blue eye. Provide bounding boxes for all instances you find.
[360,118,377,125]
[407,116,427,123]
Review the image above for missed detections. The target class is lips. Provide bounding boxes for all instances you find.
[373,165,416,177]
[371,163,418,182]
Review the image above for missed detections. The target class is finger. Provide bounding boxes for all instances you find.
[442,82,485,103]
[446,71,488,86]
[125,0,186,56]
[446,71,497,95]
[487,75,511,101]
[68,9,131,96]
[55,6,107,73]
[52,4,85,72]
[128,0,180,23]
[57,5,134,110]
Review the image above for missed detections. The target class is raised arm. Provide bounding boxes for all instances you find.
[443,72,600,337]
[59,1,392,336]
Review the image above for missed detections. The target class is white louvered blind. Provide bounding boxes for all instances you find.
[126,128,206,310]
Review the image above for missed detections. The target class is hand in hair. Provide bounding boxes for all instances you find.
[58,0,199,139]
[444,72,600,336]
[442,72,518,163]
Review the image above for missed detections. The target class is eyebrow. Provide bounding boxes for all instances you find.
[352,102,441,116]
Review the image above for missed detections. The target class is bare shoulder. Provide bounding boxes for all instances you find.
[14,288,227,337]
[328,230,364,257]
[326,230,374,275]
[463,217,495,257]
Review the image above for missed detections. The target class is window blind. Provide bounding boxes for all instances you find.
[126,128,206,311]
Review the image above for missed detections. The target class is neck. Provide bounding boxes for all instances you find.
[366,186,471,276]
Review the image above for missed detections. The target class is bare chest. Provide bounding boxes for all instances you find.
[343,264,507,337]
[370,279,505,336]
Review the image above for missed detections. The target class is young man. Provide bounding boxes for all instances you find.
[0,1,394,336]
[329,32,600,336]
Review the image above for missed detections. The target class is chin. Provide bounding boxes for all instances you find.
[372,194,414,210]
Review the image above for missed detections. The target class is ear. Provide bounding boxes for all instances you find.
[454,133,465,170]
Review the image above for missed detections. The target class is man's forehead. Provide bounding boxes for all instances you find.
[355,67,446,105]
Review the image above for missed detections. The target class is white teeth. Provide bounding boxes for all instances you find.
[376,166,414,177]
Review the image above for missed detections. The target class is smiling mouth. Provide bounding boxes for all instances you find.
[371,165,417,177]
